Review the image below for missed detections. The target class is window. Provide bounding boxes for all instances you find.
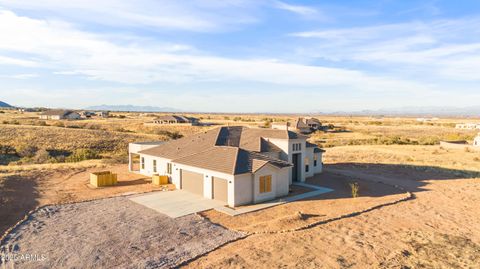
[292,143,302,151]
[259,175,272,193]
[141,157,145,170]
[305,157,309,173]
[167,163,172,174]
[314,154,318,166]
[153,160,157,173]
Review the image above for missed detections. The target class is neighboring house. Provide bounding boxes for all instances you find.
[474,134,480,147]
[97,111,109,118]
[272,117,323,134]
[129,126,324,207]
[82,111,96,118]
[39,110,81,120]
[152,115,199,125]
[455,123,480,129]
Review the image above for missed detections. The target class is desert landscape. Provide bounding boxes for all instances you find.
[1,108,479,268]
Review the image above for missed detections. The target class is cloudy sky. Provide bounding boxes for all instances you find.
[1,0,480,112]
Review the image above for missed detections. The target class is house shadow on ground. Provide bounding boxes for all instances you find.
[305,163,480,201]
[0,174,39,236]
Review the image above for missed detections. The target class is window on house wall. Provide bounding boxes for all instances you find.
[298,143,302,150]
[314,154,318,166]
[305,157,309,173]
[141,157,145,170]
[153,160,157,173]
[167,163,172,174]
[259,175,272,193]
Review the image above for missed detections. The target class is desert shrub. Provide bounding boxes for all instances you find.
[0,144,16,155]
[474,157,480,162]
[54,121,65,127]
[87,124,101,130]
[233,117,242,122]
[0,111,4,113]
[37,121,48,126]
[16,144,38,158]
[349,182,359,198]
[2,120,8,124]
[66,148,100,162]
[224,116,230,120]
[11,120,19,125]
[33,149,52,163]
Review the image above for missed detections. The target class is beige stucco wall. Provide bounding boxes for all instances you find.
[232,173,254,206]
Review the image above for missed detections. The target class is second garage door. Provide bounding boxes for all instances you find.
[213,177,228,203]
[181,170,204,196]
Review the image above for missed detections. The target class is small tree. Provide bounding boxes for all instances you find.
[16,145,38,158]
[66,149,100,162]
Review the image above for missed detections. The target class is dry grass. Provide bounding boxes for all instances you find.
[324,145,480,174]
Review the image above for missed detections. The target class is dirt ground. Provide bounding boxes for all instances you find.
[186,164,480,269]
[0,163,174,235]
[201,171,407,233]
[0,197,244,268]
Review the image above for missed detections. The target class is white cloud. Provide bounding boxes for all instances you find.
[274,1,318,16]
[0,8,440,96]
[0,55,39,67]
[0,0,259,31]
[291,18,480,81]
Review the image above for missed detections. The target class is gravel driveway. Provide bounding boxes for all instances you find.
[0,196,244,269]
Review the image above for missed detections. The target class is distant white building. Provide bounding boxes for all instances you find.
[474,133,480,147]
[39,110,81,120]
[456,123,480,130]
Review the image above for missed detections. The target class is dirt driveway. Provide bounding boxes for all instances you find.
[0,197,244,269]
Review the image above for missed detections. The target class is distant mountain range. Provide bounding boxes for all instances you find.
[0,101,13,108]
[323,106,480,117]
[85,104,181,112]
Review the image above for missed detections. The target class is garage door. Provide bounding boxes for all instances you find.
[180,170,204,196]
[213,177,228,203]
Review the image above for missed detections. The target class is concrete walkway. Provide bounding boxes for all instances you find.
[129,190,224,218]
[215,183,333,216]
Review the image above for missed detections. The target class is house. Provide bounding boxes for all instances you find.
[81,111,96,118]
[97,111,109,118]
[129,126,324,207]
[272,117,323,134]
[39,110,81,120]
[455,123,480,129]
[152,115,199,125]
[474,133,480,147]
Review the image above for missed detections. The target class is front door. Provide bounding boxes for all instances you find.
[292,153,300,181]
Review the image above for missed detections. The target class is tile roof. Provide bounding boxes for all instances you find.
[138,126,296,175]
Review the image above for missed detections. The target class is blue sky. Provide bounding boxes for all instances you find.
[1,0,480,112]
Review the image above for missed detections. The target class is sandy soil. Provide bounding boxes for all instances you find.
[201,172,407,233]
[186,164,480,268]
[0,197,244,269]
[0,163,174,235]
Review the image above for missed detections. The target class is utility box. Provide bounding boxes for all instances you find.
[90,171,118,187]
[152,174,169,185]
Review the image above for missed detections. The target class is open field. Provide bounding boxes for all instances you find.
[1,110,480,268]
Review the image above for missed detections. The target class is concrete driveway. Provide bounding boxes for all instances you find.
[129,190,224,218]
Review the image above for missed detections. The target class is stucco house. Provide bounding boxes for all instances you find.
[129,126,324,207]
[39,110,81,120]
[474,133,480,147]
[152,115,199,125]
[272,117,323,134]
